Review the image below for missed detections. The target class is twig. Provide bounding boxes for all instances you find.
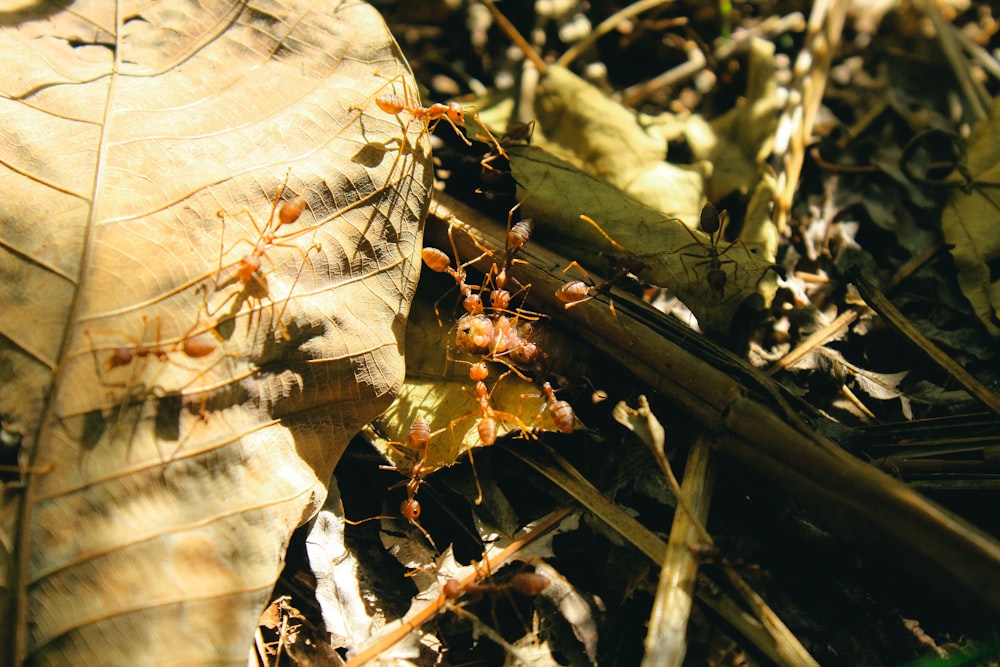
[558,0,676,68]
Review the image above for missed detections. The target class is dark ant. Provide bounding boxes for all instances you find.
[480,119,535,180]
[676,201,759,300]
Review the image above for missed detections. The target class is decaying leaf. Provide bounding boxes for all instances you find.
[942,95,1000,337]
[479,44,781,336]
[0,0,432,663]
[510,147,779,335]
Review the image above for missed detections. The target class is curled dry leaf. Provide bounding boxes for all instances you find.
[0,0,432,663]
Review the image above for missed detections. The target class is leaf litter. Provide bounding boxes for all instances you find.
[263,2,1000,666]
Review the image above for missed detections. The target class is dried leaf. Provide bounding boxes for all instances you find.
[511,147,778,335]
[942,95,1000,337]
[0,1,431,662]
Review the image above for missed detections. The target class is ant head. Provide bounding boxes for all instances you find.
[237,254,263,282]
[469,361,489,382]
[446,102,465,124]
[463,292,484,315]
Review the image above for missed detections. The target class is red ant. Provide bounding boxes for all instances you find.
[539,382,575,434]
[355,74,505,183]
[377,416,439,550]
[88,315,219,377]
[555,215,647,318]
[211,176,319,321]
[442,570,550,602]
[422,224,493,323]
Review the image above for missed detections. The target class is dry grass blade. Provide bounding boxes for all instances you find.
[510,443,814,666]
[849,269,1000,415]
[774,0,849,232]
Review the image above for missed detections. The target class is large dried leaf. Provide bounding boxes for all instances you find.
[0,0,432,663]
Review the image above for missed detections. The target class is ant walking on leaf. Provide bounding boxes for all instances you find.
[208,174,321,335]
[676,201,764,301]
[556,214,647,329]
[352,73,506,185]
[361,416,441,551]
[79,313,231,463]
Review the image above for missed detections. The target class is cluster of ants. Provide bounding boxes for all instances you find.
[362,74,764,552]
[377,206,577,549]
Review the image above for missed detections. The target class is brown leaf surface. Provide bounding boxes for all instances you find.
[943,95,1000,338]
[0,0,432,663]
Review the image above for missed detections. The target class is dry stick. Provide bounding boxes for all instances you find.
[848,269,1000,416]
[557,0,676,69]
[643,434,721,667]
[620,43,707,108]
[769,240,942,375]
[512,443,814,667]
[774,0,849,233]
[428,190,1000,614]
[614,397,725,665]
[341,505,574,667]
[479,0,547,73]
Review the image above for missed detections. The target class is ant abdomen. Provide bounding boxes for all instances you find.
[277,195,306,227]
[422,247,453,273]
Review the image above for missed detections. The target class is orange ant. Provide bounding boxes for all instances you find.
[216,175,307,284]
[88,315,219,379]
[355,74,505,182]
[210,176,318,322]
[442,570,550,602]
[555,214,647,318]
[377,416,439,550]
[421,224,494,324]
[79,314,231,462]
[539,382,575,434]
